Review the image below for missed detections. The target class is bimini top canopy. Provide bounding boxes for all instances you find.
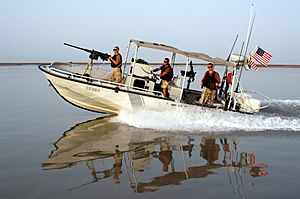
[130,39,235,67]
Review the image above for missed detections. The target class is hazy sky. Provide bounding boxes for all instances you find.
[1,0,299,63]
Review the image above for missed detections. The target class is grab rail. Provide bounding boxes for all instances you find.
[243,90,272,110]
[45,63,164,97]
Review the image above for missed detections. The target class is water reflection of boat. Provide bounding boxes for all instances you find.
[42,116,164,170]
[134,164,222,193]
[42,117,269,193]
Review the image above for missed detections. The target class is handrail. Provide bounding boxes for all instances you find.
[46,63,164,97]
[231,75,272,112]
[243,90,272,110]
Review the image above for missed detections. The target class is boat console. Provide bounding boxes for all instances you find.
[125,61,156,92]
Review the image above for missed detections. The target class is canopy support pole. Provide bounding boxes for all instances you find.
[179,57,189,101]
[128,45,139,88]
[227,66,237,111]
[171,52,176,68]
[123,40,132,79]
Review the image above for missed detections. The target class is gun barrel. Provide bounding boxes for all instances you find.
[64,43,92,53]
[63,43,109,61]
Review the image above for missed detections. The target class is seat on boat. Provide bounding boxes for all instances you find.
[169,76,183,100]
[125,62,155,91]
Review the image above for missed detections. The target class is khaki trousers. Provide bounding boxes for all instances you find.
[199,87,216,106]
[108,68,122,83]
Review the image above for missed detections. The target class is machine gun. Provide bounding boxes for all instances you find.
[64,43,110,76]
[64,43,110,61]
[181,60,196,90]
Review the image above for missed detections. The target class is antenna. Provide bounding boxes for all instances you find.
[243,4,256,61]
[235,3,256,92]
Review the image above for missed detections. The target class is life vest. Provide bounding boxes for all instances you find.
[202,71,218,90]
[161,65,174,81]
[111,53,122,68]
[226,72,232,84]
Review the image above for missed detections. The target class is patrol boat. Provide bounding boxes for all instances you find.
[39,39,269,115]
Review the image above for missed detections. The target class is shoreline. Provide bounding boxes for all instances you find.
[1,62,300,68]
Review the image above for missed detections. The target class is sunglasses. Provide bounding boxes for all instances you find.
[113,49,118,51]
[208,66,213,68]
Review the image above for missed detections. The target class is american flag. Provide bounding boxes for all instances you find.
[247,58,258,71]
[251,46,272,66]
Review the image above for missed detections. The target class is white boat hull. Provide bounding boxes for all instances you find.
[41,66,179,115]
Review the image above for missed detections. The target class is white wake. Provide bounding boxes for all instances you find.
[114,103,300,132]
